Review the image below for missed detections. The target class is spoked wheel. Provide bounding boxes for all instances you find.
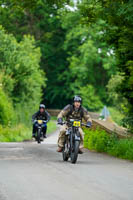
[62,143,69,161]
[37,129,41,144]
[70,140,80,164]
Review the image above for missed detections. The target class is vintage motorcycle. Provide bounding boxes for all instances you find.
[34,120,47,144]
[61,119,88,164]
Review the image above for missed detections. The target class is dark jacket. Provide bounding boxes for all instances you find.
[32,110,50,122]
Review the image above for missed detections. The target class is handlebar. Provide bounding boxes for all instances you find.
[57,120,90,128]
[33,120,48,123]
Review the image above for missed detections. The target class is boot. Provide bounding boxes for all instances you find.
[43,134,47,138]
[78,148,84,154]
[32,133,36,138]
[57,147,63,152]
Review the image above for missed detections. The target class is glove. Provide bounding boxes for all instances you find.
[57,118,63,125]
[33,119,37,123]
[86,121,92,128]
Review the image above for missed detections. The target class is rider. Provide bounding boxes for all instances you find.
[32,104,50,138]
[57,96,92,153]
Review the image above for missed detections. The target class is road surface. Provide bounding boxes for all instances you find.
[0,129,133,200]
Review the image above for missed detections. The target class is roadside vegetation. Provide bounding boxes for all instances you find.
[0,0,133,141]
[0,120,57,142]
[84,128,133,161]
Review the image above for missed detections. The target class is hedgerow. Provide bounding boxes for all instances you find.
[84,128,133,160]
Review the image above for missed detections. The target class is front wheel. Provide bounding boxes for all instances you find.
[37,129,41,144]
[62,142,69,161]
[70,140,80,164]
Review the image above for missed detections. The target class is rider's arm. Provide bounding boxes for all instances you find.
[82,107,92,126]
[57,104,71,119]
[45,111,51,122]
[32,112,38,122]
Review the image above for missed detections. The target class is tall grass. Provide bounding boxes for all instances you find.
[0,120,57,142]
[84,128,133,160]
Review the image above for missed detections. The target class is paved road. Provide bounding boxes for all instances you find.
[0,130,133,200]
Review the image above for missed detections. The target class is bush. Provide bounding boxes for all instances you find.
[0,124,31,142]
[84,128,110,152]
[108,107,124,126]
[108,139,133,160]
[0,88,15,126]
[84,128,133,160]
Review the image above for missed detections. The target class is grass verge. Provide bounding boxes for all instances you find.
[84,128,133,161]
[0,120,57,142]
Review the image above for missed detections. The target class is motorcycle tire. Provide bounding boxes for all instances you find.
[37,129,41,144]
[62,143,69,161]
[70,140,80,164]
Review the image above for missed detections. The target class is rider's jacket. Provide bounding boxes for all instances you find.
[57,104,92,123]
[32,110,50,122]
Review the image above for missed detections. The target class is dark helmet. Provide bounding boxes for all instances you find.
[39,104,45,109]
[73,95,82,103]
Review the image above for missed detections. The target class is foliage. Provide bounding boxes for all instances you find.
[0,25,47,141]
[80,85,103,111]
[0,0,69,108]
[0,120,57,142]
[0,26,46,106]
[0,87,15,126]
[59,12,116,107]
[84,128,110,152]
[0,1,116,109]
[0,124,31,142]
[108,107,125,127]
[78,0,133,131]
[84,128,133,160]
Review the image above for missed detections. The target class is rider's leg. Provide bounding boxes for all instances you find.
[79,127,84,150]
[42,124,47,138]
[32,123,37,137]
[57,124,67,151]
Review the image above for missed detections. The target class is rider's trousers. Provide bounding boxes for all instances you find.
[58,124,84,149]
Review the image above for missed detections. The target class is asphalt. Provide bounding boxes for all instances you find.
[0,129,133,200]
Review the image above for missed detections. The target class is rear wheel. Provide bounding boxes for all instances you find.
[70,140,80,164]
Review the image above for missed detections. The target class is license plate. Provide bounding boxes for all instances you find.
[38,120,43,124]
[73,121,81,127]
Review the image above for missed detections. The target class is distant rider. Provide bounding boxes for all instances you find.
[32,104,50,138]
[57,96,92,153]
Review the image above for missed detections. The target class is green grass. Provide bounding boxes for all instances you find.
[84,128,133,160]
[0,124,31,142]
[108,107,124,126]
[0,120,57,142]
[47,120,57,134]
[51,116,57,120]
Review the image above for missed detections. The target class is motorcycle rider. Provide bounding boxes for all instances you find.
[57,96,92,153]
[32,104,50,138]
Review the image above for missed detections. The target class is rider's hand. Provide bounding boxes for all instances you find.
[57,118,63,125]
[34,119,37,123]
[86,121,92,128]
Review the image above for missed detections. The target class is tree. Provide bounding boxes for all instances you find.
[77,0,133,130]
[0,0,70,108]
[0,26,46,109]
[59,10,116,110]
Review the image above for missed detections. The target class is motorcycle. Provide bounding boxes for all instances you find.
[34,120,47,144]
[61,119,88,164]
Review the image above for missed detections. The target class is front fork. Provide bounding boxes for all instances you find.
[70,127,80,151]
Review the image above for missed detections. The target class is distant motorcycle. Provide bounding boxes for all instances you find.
[34,120,47,144]
[60,119,88,164]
